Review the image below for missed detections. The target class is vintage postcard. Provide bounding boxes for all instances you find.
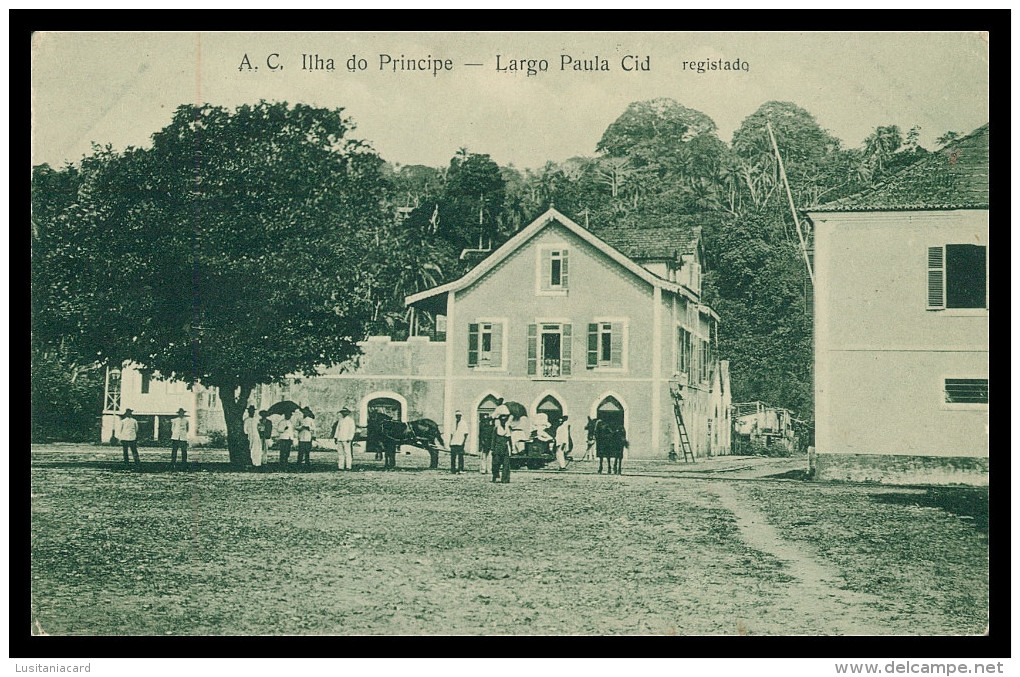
[30,31,990,644]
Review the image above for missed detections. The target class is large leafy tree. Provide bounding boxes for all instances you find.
[438,149,506,250]
[33,101,391,463]
[730,101,845,210]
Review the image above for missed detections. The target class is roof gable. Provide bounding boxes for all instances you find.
[405,207,690,306]
[811,124,989,212]
[594,224,701,260]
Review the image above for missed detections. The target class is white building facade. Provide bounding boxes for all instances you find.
[806,125,989,485]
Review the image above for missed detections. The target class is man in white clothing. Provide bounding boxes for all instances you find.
[334,406,356,470]
[243,405,261,468]
[555,415,571,471]
[448,410,468,474]
[118,409,140,467]
[277,411,295,465]
[170,407,190,470]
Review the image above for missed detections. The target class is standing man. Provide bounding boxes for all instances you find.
[478,413,494,476]
[256,410,272,469]
[296,409,314,467]
[448,410,468,474]
[170,408,189,470]
[555,415,571,471]
[277,411,295,465]
[243,405,261,469]
[119,409,140,468]
[334,406,356,471]
[491,411,512,484]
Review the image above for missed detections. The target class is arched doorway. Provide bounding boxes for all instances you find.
[367,396,402,421]
[364,396,404,457]
[535,394,565,430]
[476,394,500,455]
[596,395,625,428]
[358,391,407,425]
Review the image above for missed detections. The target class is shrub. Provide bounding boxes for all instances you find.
[199,430,228,448]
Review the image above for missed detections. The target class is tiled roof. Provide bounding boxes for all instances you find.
[811,124,989,212]
[591,215,702,259]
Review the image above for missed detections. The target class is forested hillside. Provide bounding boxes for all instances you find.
[373,99,942,419]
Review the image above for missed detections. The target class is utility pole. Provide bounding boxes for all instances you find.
[766,120,815,286]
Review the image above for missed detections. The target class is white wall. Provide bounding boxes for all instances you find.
[811,209,988,460]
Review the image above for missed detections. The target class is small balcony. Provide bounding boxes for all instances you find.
[541,358,561,378]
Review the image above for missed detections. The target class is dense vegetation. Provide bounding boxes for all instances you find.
[32,98,951,443]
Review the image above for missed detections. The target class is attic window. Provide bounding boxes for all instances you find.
[550,251,563,286]
[538,246,569,294]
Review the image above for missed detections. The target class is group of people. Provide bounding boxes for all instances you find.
[470,400,574,484]
[115,399,625,476]
[116,408,191,469]
[242,405,358,471]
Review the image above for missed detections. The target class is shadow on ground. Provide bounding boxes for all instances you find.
[764,469,812,481]
[871,488,988,536]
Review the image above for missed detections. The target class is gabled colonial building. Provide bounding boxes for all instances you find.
[805,125,989,485]
[103,207,730,460]
[403,207,728,458]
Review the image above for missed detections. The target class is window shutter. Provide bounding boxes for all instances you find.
[676,326,683,372]
[688,335,697,384]
[468,323,479,367]
[527,324,537,375]
[490,322,503,368]
[560,250,569,289]
[927,246,945,309]
[561,324,572,375]
[610,322,623,368]
[587,323,598,369]
[540,250,552,291]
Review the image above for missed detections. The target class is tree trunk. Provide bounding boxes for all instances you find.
[219,380,254,466]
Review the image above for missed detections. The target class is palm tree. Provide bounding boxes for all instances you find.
[862,125,902,177]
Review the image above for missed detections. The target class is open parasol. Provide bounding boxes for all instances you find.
[266,400,303,416]
[503,401,528,419]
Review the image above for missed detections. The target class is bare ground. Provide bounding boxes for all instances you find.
[29,445,988,636]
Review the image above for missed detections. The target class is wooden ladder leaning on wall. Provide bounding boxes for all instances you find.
[670,386,695,463]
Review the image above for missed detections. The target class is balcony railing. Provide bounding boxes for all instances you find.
[541,358,561,378]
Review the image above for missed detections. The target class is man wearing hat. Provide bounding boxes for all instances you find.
[448,410,468,474]
[491,410,512,484]
[256,410,273,468]
[333,406,356,471]
[555,415,572,471]
[118,409,140,467]
[243,405,261,469]
[170,407,190,470]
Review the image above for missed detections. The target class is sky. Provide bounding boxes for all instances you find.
[31,31,989,171]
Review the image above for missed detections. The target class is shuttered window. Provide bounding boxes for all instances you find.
[587,321,624,369]
[676,327,692,374]
[531,323,571,377]
[470,321,503,368]
[561,324,572,375]
[540,247,569,291]
[928,245,988,310]
[527,324,538,375]
[487,322,503,368]
[467,323,479,367]
[945,245,986,309]
[927,246,945,309]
